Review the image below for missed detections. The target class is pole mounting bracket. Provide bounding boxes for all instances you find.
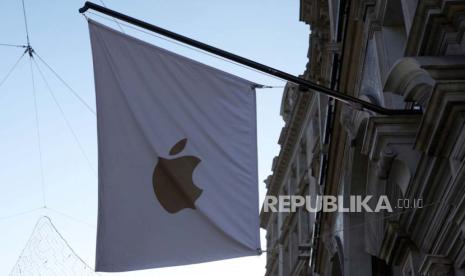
[78,1,422,116]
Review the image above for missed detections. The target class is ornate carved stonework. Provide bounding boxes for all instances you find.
[379,221,413,265]
[406,0,465,56]
[419,255,453,276]
[376,146,397,179]
[362,115,421,162]
[261,1,465,276]
[415,80,465,158]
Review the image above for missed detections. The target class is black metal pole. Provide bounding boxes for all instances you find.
[79,1,420,115]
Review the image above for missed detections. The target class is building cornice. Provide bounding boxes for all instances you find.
[260,92,314,228]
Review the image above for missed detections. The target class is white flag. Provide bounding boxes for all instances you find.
[88,20,260,272]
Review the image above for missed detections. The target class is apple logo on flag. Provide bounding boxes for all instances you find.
[152,138,203,214]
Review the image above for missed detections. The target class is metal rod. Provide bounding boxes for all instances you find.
[79,1,421,115]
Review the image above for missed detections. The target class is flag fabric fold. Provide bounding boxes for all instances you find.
[88,20,260,272]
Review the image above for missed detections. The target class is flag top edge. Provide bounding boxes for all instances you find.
[88,19,261,89]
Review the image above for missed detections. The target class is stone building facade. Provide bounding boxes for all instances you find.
[260,0,465,275]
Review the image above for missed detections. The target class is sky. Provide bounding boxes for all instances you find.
[0,0,309,275]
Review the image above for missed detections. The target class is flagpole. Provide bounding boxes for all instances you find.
[79,1,420,116]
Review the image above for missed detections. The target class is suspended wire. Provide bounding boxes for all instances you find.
[86,11,287,86]
[45,217,103,275]
[0,207,43,221]
[29,57,47,208]
[9,216,43,274]
[33,52,96,115]
[32,58,97,175]
[97,0,125,33]
[5,3,98,272]
[0,43,27,48]
[9,216,101,276]
[21,0,31,46]
[45,207,96,229]
[0,51,26,89]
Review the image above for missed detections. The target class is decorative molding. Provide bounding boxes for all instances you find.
[362,115,421,161]
[339,105,358,141]
[415,80,465,158]
[322,235,338,256]
[339,98,372,142]
[405,0,465,56]
[384,56,465,108]
[418,255,453,276]
[376,146,397,179]
[260,91,314,228]
[379,221,413,265]
[325,41,341,54]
